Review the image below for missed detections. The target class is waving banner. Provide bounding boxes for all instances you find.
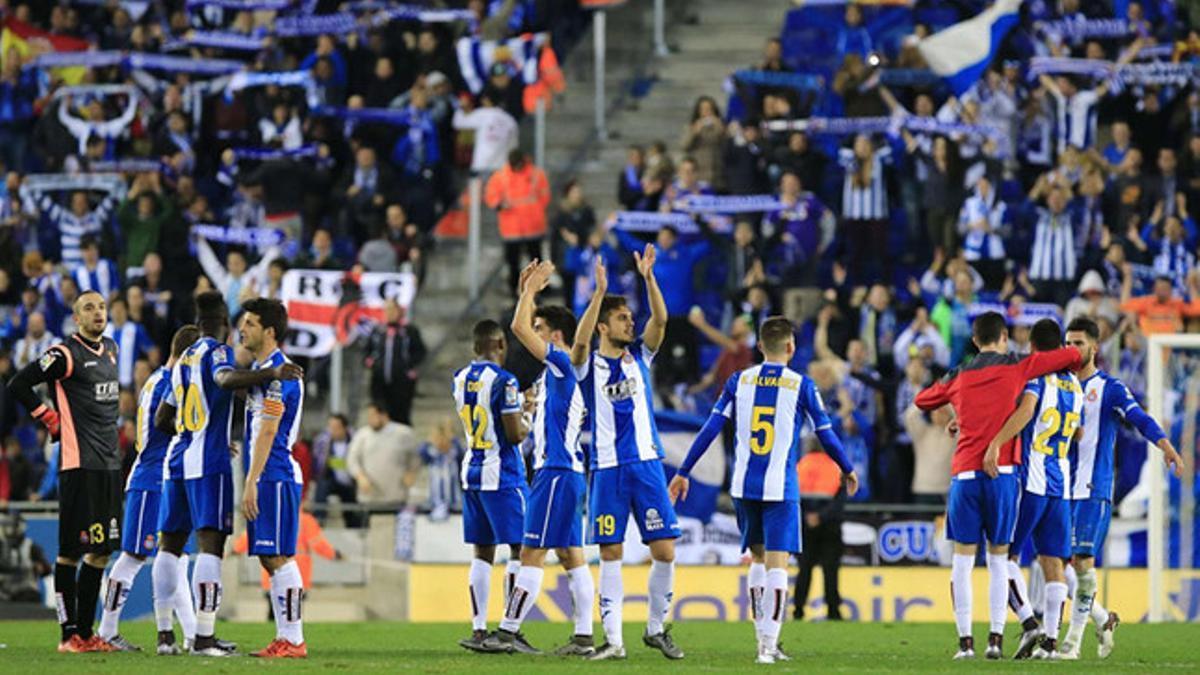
[281,269,417,357]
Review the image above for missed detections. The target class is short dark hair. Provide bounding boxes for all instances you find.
[535,305,577,345]
[972,311,1008,347]
[195,290,228,334]
[171,324,201,359]
[598,295,628,324]
[1066,317,1100,342]
[241,297,289,341]
[329,412,350,429]
[472,319,504,354]
[80,235,99,251]
[1029,318,1063,352]
[759,316,794,354]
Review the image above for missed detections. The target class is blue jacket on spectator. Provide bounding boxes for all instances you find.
[614,227,712,317]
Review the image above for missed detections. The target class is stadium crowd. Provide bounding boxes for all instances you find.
[532,0,1200,507]
[0,0,582,511]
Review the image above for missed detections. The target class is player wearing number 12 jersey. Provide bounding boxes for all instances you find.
[453,320,530,652]
[1058,318,1183,660]
[153,292,302,657]
[986,319,1083,660]
[670,317,858,664]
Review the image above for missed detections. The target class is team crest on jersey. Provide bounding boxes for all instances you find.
[213,347,228,364]
[79,529,90,544]
[109,518,120,540]
[1087,389,1099,402]
[38,351,57,371]
[644,508,664,531]
[144,533,156,551]
[505,381,519,407]
[622,352,633,364]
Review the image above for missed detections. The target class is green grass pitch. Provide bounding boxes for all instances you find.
[0,621,1196,672]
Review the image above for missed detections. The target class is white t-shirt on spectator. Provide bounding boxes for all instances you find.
[452,106,518,173]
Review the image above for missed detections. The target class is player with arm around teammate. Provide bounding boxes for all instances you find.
[668,316,859,664]
[152,291,302,656]
[1058,317,1183,660]
[574,243,683,661]
[483,259,601,656]
[914,312,1083,660]
[238,298,308,658]
[96,325,202,653]
[454,320,531,652]
[984,319,1083,660]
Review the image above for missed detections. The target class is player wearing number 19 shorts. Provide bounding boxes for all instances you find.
[670,317,858,664]
[573,243,682,662]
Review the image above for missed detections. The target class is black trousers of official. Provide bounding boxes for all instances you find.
[794,518,844,620]
[504,238,542,299]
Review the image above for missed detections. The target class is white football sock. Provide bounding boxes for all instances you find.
[274,561,304,645]
[192,553,222,638]
[1064,564,1077,598]
[270,570,285,640]
[599,560,624,647]
[646,560,674,636]
[1005,560,1034,624]
[1084,569,1109,627]
[174,554,196,640]
[1065,566,1092,647]
[504,559,521,602]
[748,562,767,638]
[499,566,544,633]
[762,568,788,651]
[1043,581,1067,643]
[567,565,594,636]
[152,551,180,632]
[986,554,1008,635]
[468,559,492,631]
[98,553,143,639]
[951,554,973,638]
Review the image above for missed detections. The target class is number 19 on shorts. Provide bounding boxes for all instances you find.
[594,514,616,537]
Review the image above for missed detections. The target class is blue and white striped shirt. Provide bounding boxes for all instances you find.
[838,146,892,220]
[1049,88,1100,152]
[72,258,120,300]
[529,344,586,473]
[1029,208,1077,281]
[1020,372,1082,498]
[452,360,526,491]
[103,320,154,389]
[35,194,118,269]
[958,189,1007,261]
[711,362,837,501]
[575,340,664,470]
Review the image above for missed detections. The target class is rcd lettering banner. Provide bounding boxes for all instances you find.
[281,269,417,357]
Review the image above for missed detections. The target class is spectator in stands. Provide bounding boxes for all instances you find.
[1120,272,1200,335]
[0,53,36,173]
[1028,186,1079,306]
[13,312,57,371]
[258,103,303,151]
[1065,270,1120,326]
[680,96,726,191]
[194,234,281,318]
[930,265,977,367]
[835,2,873,59]
[29,188,121,270]
[419,418,465,521]
[903,402,954,506]
[1110,148,1152,229]
[301,229,344,271]
[664,156,713,208]
[551,180,595,310]
[684,309,753,411]
[892,306,950,373]
[347,402,421,506]
[71,236,120,301]
[1181,133,1200,213]
[338,146,397,245]
[117,173,173,273]
[833,54,885,118]
[483,62,524,122]
[617,144,646,210]
[839,134,892,284]
[0,435,34,505]
[364,300,426,426]
[301,34,348,90]
[56,91,140,159]
[367,57,405,109]
[359,224,399,273]
[723,120,768,195]
[958,176,1007,290]
[452,92,518,174]
[313,413,361,528]
[485,149,550,299]
[104,295,157,390]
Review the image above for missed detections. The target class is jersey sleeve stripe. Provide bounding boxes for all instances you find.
[52,344,73,379]
[55,381,81,471]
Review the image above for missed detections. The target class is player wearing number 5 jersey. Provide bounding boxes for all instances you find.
[574,243,682,662]
[453,320,530,653]
[669,317,858,664]
[483,259,597,657]
[915,312,1082,661]
[986,319,1083,660]
[152,292,303,657]
[1057,318,1183,661]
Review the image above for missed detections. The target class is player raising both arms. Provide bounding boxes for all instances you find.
[484,259,599,656]
[915,312,1081,660]
[454,320,530,652]
[96,325,202,652]
[668,317,858,664]
[984,319,1082,660]
[153,291,302,657]
[239,298,308,658]
[1058,317,1183,660]
[575,243,683,661]
[7,291,121,653]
